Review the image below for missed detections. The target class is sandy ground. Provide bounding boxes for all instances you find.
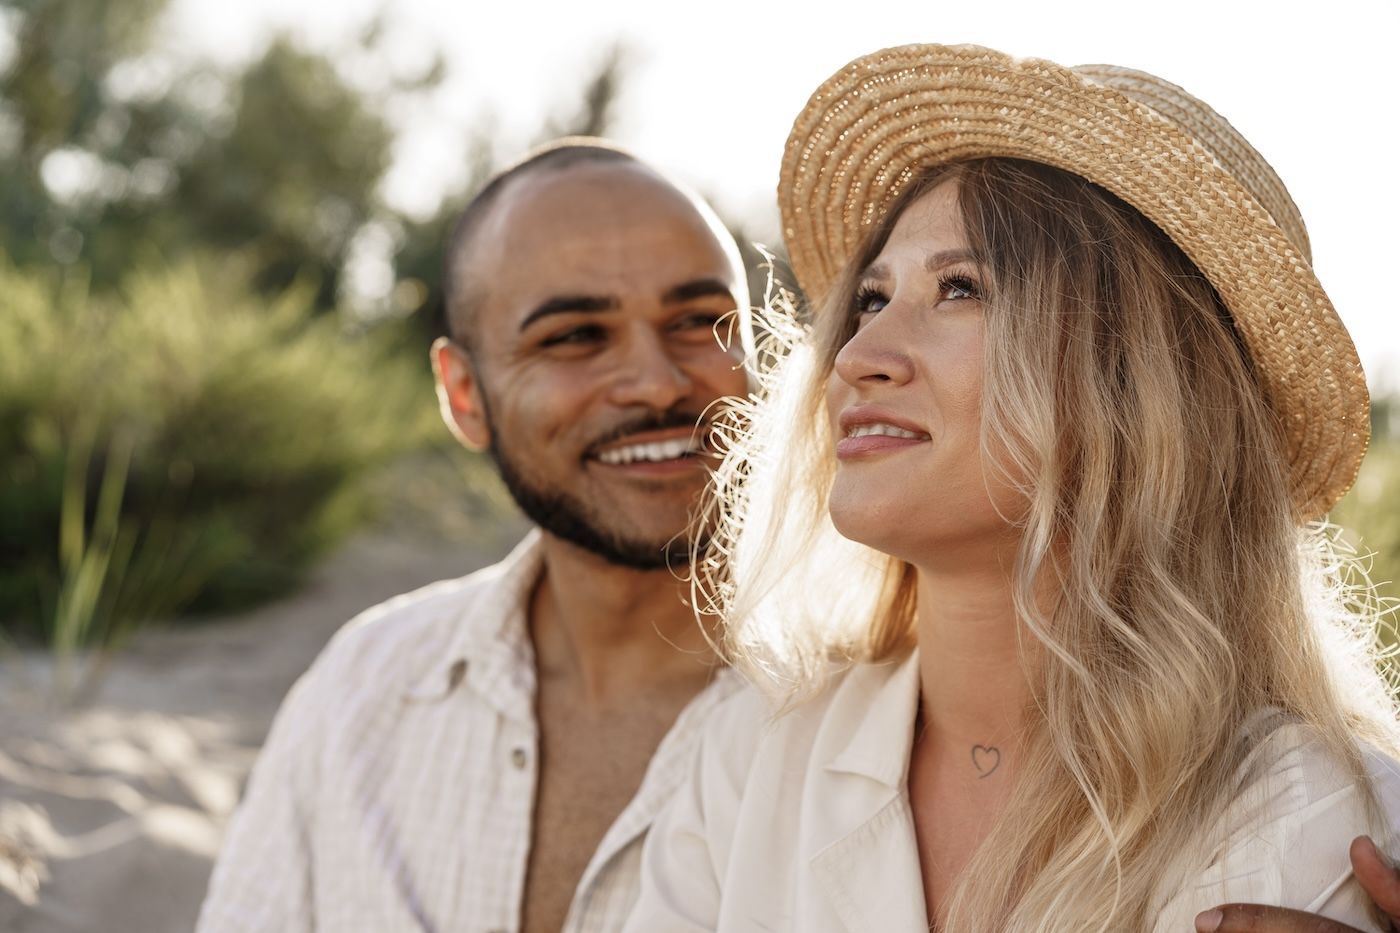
[0,527,522,933]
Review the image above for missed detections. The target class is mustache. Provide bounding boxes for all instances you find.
[583,408,712,455]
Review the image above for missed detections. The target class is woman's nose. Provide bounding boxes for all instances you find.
[833,310,916,388]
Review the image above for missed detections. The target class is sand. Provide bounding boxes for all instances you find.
[0,529,520,933]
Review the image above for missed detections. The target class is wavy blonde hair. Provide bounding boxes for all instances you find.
[696,158,1398,930]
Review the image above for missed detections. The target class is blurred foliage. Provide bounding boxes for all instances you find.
[167,38,394,306]
[1334,394,1400,621]
[0,259,437,649]
[1,0,400,308]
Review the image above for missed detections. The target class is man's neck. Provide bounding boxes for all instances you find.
[528,532,719,710]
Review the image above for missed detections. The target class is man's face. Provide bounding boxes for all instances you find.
[438,162,749,568]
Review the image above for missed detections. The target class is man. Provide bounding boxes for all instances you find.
[198,139,751,932]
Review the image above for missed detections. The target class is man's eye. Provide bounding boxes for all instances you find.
[852,285,888,315]
[672,312,725,332]
[540,325,605,348]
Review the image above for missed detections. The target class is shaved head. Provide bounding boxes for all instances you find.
[443,142,638,344]
[441,140,746,350]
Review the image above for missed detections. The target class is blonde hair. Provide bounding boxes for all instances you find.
[697,158,1398,930]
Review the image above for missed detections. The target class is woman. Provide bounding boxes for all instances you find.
[624,44,1400,932]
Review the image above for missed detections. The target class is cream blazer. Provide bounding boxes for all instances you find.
[623,651,1400,932]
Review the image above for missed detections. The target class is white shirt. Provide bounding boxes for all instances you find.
[625,650,1400,932]
[198,531,739,933]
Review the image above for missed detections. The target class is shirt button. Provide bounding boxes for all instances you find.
[510,747,528,770]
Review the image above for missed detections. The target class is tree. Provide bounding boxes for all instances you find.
[171,39,394,307]
[0,0,174,274]
[0,0,402,308]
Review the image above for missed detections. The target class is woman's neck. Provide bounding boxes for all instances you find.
[912,561,1036,765]
[906,555,1043,927]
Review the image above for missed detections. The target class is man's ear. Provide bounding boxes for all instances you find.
[431,337,491,451]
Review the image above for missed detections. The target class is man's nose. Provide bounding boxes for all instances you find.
[609,329,693,410]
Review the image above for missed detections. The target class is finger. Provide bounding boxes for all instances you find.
[1197,903,1363,932]
[1350,835,1400,920]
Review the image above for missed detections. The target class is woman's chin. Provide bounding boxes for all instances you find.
[828,501,912,558]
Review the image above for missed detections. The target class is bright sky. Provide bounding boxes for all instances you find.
[164,0,1400,387]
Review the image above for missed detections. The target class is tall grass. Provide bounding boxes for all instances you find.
[0,258,437,664]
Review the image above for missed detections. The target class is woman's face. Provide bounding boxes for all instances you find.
[825,178,1017,567]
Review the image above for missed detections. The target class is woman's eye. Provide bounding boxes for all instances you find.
[850,274,979,319]
[852,285,888,315]
[938,274,982,302]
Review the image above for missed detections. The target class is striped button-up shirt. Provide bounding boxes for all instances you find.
[198,531,739,933]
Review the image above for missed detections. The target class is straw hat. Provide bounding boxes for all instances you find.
[778,43,1368,521]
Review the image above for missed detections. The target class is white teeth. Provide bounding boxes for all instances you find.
[846,423,925,440]
[596,437,697,465]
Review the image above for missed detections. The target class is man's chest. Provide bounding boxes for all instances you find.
[519,689,684,933]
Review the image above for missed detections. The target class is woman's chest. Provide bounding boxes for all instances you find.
[905,740,1014,926]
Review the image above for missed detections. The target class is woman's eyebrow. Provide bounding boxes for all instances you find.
[859,249,977,283]
[858,261,891,283]
[924,249,978,272]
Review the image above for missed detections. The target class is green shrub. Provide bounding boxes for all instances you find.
[1331,398,1400,668]
[0,259,437,649]
[1335,444,1400,587]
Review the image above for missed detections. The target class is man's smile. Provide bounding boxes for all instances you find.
[586,426,710,475]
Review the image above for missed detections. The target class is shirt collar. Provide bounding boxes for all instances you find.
[403,529,544,706]
[822,649,921,787]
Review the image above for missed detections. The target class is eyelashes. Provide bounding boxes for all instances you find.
[939,274,983,302]
[849,272,984,318]
[852,283,889,316]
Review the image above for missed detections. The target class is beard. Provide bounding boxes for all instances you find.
[485,408,710,571]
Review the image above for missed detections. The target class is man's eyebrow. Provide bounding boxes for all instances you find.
[518,295,620,332]
[661,278,735,304]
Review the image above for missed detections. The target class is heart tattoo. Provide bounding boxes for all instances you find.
[971,744,1001,778]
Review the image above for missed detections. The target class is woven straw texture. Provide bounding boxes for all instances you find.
[778,43,1368,521]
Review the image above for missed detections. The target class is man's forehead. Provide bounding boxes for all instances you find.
[472,163,738,310]
[487,162,711,246]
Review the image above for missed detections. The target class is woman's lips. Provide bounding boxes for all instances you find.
[835,431,929,459]
[836,407,931,460]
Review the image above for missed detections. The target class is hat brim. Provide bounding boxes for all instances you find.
[779,44,1368,521]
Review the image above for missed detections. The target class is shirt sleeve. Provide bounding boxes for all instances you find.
[196,659,330,932]
[622,686,767,932]
[1152,727,1399,933]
